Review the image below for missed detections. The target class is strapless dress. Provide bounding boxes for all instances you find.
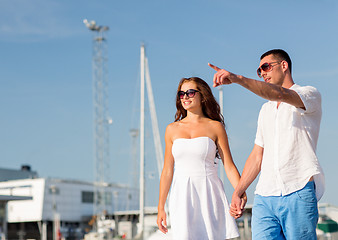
[169,137,239,240]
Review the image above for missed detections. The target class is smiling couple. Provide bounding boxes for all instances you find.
[157,49,324,240]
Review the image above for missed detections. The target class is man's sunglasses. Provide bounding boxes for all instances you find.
[177,89,199,99]
[257,61,281,78]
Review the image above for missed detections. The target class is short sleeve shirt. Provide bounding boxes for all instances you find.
[254,84,325,201]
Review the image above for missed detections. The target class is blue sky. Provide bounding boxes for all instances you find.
[1,0,338,207]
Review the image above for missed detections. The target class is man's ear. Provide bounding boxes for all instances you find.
[281,60,289,73]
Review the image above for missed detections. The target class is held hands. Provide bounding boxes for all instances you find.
[157,209,168,234]
[230,192,247,219]
[208,63,237,87]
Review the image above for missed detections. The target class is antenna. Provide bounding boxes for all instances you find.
[84,19,110,233]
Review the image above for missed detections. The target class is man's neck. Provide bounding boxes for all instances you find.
[282,75,295,89]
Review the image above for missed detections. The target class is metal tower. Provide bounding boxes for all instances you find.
[83,19,110,224]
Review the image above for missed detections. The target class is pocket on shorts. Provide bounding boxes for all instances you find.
[295,184,317,203]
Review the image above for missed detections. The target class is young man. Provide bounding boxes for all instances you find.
[209,49,325,239]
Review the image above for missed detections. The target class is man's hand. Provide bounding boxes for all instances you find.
[230,192,247,219]
[157,209,168,234]
[208,63,236,87]
[240,192,247,210]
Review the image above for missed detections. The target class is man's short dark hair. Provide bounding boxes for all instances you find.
[261,49,292,74]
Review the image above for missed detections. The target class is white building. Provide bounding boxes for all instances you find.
[0,177,138,239]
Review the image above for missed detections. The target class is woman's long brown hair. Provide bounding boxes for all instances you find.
[174,77,225,159]
[174,77,224,125]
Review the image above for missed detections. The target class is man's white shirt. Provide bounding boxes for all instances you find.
[254,84,325,201]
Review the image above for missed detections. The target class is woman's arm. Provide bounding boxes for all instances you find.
[157,124,175,234]
[215,122,241,190]
[214,122,247,218]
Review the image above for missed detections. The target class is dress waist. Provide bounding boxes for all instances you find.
[174,167,218,177]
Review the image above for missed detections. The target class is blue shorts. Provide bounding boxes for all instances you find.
[252,181,318,240]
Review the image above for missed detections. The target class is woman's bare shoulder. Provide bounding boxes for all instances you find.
[166,121,180,130]
[206,119,224,129]
[165,121,181,137]
[205,119,227,139]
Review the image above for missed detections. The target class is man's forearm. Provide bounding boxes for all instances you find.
[233,75,286,102]
[234,165,260,197]
[234,144,263,197]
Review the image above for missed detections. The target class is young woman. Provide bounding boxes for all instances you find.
[157,77,246,240]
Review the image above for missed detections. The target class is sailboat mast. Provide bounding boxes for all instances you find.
[139,44,145,238]
[145,57,164,178]
[218,86,225,184]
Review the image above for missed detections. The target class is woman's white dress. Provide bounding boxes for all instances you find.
[169,137,239,240]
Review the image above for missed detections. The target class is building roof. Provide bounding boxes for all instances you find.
[0,195,32,202]
[0,166,38,181]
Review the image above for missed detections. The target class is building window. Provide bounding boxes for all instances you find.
[82,191,94,203]
[49,186,60,195]
[104,192,112,205]
[95,192,112,205]
[82,191,112,204]
[0,202,5,222]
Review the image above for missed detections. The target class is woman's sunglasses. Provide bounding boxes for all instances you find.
[257,61,281,78]
[177,89,199,99]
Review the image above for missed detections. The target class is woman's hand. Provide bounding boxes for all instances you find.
[230,192,247,219]
[157,209,168,234]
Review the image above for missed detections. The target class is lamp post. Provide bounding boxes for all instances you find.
[49,185,60,240]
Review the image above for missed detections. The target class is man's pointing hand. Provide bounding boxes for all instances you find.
[208,63,235,87]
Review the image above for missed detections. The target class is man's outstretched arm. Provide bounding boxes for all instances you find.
[208,63,305,109]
